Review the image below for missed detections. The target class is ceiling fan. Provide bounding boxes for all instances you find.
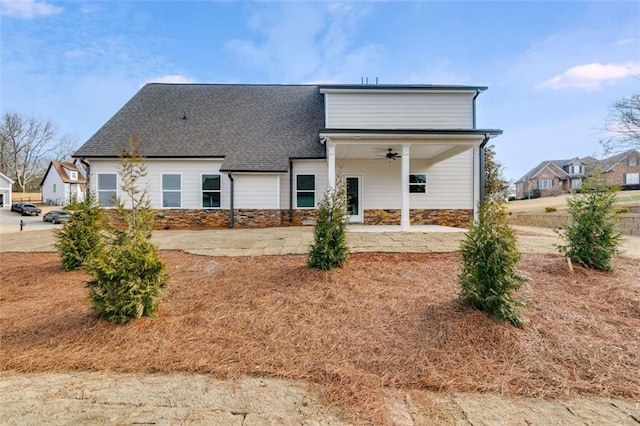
[382,148,400,161]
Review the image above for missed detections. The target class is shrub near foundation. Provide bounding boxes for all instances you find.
[308,182,349,270]
[86,139,168,324]
[459,201,527,326]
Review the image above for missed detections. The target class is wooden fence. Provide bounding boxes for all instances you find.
[12,192,43,203]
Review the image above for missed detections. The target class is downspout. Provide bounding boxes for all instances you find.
[80,158,90,198]
[472,89,480,129]
[227,172,234,228]
[479,134,491,203]
[288,159,294,222]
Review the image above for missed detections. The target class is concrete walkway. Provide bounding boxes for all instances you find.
[2,224,640,258]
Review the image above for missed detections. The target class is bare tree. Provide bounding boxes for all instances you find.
[602,92,640,154]
[0,112,74,192]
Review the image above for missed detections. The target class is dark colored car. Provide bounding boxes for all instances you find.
[20,203,42,216]
[11,202,26,213]
[43,210,70,224]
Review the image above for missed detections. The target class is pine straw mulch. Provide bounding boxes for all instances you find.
[1,251,639,424]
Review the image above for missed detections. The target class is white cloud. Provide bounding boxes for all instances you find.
[144,75,195,85]
[537,62,640,90]
[0,0,62,18]
[611,38,636,47]
[224,3,382,83]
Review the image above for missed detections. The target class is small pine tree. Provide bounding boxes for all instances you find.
[557,170,623,271]
[459,201,526,327]
[308,180,350,270]
[86,138,169,324]
[54,193,103,271]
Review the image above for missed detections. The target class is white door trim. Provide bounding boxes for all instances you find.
[344,174,363,223]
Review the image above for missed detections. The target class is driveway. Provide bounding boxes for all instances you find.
[0,205,62,234]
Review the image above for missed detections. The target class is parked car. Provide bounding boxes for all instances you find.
[20,203,42,216]
[11,202,26,213]
[42,210,70,224]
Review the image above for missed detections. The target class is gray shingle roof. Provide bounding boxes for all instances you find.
[516,160,570,182]
[598,150,638,172]
[73,84,326,172]
[517,150,640,182]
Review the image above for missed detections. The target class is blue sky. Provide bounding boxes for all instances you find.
[1,0,639,181]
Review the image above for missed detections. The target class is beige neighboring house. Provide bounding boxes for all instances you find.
[40,160,86,206]
[0,171,14,208]
[515,149,640,200]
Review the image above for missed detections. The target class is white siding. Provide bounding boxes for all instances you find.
[284,160,328,209]
[413,150,473,209]
[325,92,473,129]
[42,171,65,205]
[234,174,280,209]
[89,159,230,209]
[340,150,473,210]
[0,174,13,208]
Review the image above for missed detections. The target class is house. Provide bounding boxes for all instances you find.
[73,83,502,230]
[515,149,640,199]
[40,160,86,206]
[515,157,590,200]
[0,171,14,208]
[599,149,640,189]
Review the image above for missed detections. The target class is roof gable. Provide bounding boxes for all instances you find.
[598,149,640,172]
[41,160,86,186]
[517,160,569,182]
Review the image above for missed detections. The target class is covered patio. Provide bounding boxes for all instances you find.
[320,129,502,230]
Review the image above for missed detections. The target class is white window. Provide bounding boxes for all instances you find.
[625,173,640,185]
[538,179,553,190]
[97,173,117,207]
[68,170,78,181]
[571,179,582,189]
[202,174,221,208]
[296,175,315,208]
[162,174,181,207]
[571,165,582,174]
[629,156,637,167]
[409,174,427,193]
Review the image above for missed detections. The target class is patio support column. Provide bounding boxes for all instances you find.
[401,144,410,231]
[327,140,336,189]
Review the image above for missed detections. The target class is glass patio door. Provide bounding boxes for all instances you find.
[345,175,362,223]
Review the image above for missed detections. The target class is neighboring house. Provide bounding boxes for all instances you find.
[515,149,640,199]
[73,83,502,230]
[599,149,640,189]
[515,157,589,200]
[40,160,86,206]
[0,171,14,208]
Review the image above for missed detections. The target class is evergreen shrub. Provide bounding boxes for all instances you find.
[308,181,350,270]
[459,201,527,327]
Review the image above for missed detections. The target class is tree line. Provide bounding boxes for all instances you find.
[0,112,77,192]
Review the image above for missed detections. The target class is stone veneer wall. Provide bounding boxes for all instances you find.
[508,212,640,236]
[104,208,472,229]
[363,209,473,228]
[104,209,320,230]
